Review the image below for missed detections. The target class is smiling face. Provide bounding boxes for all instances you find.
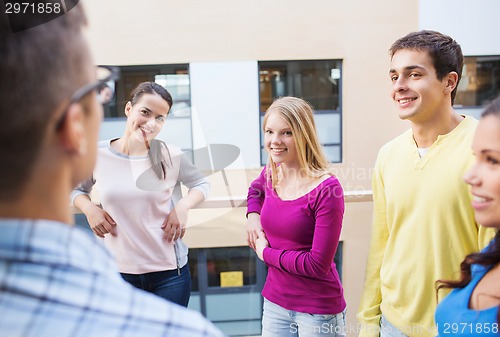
[124,93,170,144]
[264,111,298,168]
[464,115,500,229]
[389,49,452,123]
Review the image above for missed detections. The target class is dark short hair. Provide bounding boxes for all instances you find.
[389,30,463,104]
[0,5,88,200]
[130,81,173,109]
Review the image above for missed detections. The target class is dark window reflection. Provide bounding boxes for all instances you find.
[258,60,341,113]
[99,64,190,119]
[188,249,199,292]
[258,59,343,164]
[206,247,257,288]
[456,56,500,107]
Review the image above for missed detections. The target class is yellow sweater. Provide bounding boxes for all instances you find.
[357,116,495,337]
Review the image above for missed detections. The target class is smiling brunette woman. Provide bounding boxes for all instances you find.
[72,81,209,307]
[435,97,500,336]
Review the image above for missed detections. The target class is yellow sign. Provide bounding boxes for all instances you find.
[220,271,244,287]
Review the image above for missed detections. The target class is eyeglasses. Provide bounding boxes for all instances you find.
[55,65,120,130]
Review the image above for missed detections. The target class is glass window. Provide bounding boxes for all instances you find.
[102,64,190,119]
[205,247,257,288]
[455,56,500,108]
[258,60,342,164]
[188,248,200,292]
[155,73,191,117]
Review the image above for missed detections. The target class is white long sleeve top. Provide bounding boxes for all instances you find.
[71,140,209,274]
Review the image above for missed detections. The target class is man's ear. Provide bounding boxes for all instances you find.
[444,71,459,94]
[59,103,87,155]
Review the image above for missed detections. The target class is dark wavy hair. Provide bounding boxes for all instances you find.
[129,81,173,180]
[436,96,500,324]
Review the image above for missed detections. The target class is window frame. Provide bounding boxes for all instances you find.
[257,59,343,165]
[102,63,191,120]
[455,55,500,109]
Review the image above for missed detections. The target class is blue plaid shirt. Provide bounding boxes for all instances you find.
[0,219,225,337]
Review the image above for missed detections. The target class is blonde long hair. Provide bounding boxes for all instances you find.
[263,96,331,188]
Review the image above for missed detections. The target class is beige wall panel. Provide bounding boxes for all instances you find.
[342,201,375,335]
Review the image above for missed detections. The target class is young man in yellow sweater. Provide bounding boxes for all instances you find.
[357,30,495,337]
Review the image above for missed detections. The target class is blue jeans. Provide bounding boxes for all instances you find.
[121,264,191,307]
[380,315,409,337]
[262,298,346,337]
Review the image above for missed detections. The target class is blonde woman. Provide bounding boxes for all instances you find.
[247,97,346,336]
